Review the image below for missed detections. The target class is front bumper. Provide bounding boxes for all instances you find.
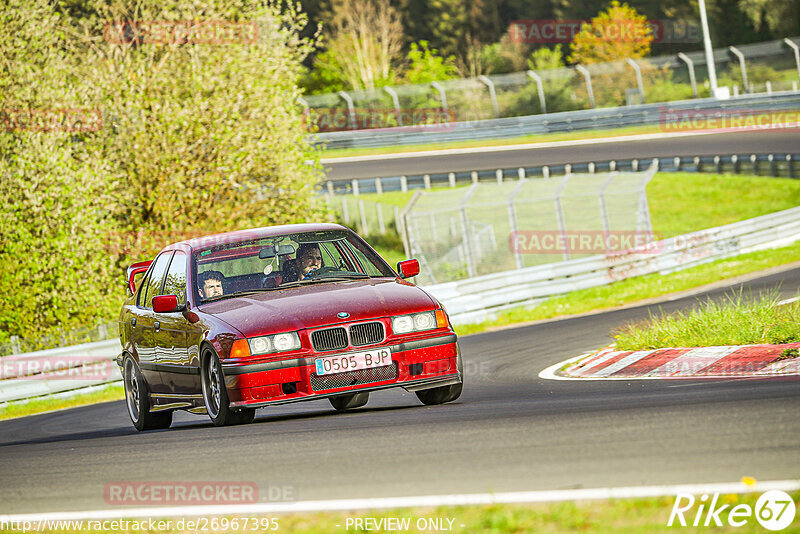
[223,333,461,409]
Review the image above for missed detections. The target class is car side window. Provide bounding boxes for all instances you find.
[162,251,187,306]
[140,252,173,309]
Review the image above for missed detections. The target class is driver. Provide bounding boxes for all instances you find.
[296,243,323,279]
[198,270,225,299]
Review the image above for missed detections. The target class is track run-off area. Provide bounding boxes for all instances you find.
[1,265,799,516]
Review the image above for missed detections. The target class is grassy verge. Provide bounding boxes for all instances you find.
[613,291,800,350]
[0,384,124,421]
[6,491,796,532]
[319,109,800,159]
[454,241,800,336]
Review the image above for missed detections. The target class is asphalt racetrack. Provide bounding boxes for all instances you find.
[322,129,800,180]
[2,267,799,514]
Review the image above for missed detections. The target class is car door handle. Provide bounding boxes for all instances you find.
[154,321,160,332]
[131,317,136,327]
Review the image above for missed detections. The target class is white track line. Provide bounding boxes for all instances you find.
[320,124,800,163]
[2,481,798,521]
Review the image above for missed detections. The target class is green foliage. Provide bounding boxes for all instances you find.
[568,0,653,65]
[404,41,458,84]
[0,0,326,348]
[503,45,586,116]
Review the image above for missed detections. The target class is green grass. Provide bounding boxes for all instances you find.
[454,241,800,336]
[613,290,800,350]
[7,491,796,532]
[0,384,124,421]
[647,173,800,238]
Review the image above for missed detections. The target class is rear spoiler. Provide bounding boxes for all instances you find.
[126,260,152,295]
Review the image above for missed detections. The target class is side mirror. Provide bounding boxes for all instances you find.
[396,259,420,279]
[153,294,180,313]
[126,260,152,294]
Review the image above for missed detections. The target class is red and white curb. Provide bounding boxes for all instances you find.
[540,343,800,381]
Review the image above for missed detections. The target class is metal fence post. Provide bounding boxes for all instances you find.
[352,179,360,196]
[626,58,645,103]
[448,172,456,188]
[375,178,383,195]
[729,46,749,93]
[526,70,547,114]
[508,179,527,269]
[377,203,386,234]
[10,335,20,355]
[326,181,335,196]
[430,81,448,113]
[342,196,349,222]
[598,172,617,236]
[358,199,368,233]
[575,65,595,108]
[338,90,358,129]
[459,184,481,278]
[554,174,573,261]
[677,52,698,98]
[384,86,402,126]
[399,191,423,263]
[423,174,431,190]
[400,175,408,192]
[784,38,800,83]
[478,75,500,118]
[496,169,503,184]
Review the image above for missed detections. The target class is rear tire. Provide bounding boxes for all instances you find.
[123,356,173,431]
[329,392,369,412]
[201,348,255,426]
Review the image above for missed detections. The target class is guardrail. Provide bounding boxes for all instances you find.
[0,339,121,404]
[424,205,800,324]
[314,91,800,151]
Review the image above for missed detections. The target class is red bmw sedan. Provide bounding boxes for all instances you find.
[118,223,463,431]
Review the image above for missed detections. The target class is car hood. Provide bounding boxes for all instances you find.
[197,278,436,337]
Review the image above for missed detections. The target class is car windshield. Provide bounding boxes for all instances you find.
[193,229,396,302]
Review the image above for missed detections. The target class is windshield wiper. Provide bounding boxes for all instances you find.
[200,289,272,303]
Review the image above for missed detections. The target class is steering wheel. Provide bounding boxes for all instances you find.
[305,266,338,278]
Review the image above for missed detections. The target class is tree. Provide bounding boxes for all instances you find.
[568,1,653,65]
[0,0,326,347]
[320,0,405,91]
[404,41,458,84]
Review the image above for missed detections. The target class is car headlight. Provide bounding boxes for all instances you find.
[248,332,301,355]
[393,311,436,334]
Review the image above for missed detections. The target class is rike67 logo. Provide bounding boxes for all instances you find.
[668,490,796,530]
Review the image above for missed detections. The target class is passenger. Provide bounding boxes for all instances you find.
[198,270,225,299]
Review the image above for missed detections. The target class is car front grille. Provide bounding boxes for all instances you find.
[311,322,385,351]
[310,362,398,391]
[311,327,348,352]
[349,322,384,347]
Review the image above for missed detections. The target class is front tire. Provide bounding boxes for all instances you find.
[123,356,172,431]
[329,392,369,411]
[201,348,255,426]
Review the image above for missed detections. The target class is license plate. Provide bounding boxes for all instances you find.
[315,348,392,376]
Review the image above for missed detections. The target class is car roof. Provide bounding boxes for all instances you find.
[173,223,350,251]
